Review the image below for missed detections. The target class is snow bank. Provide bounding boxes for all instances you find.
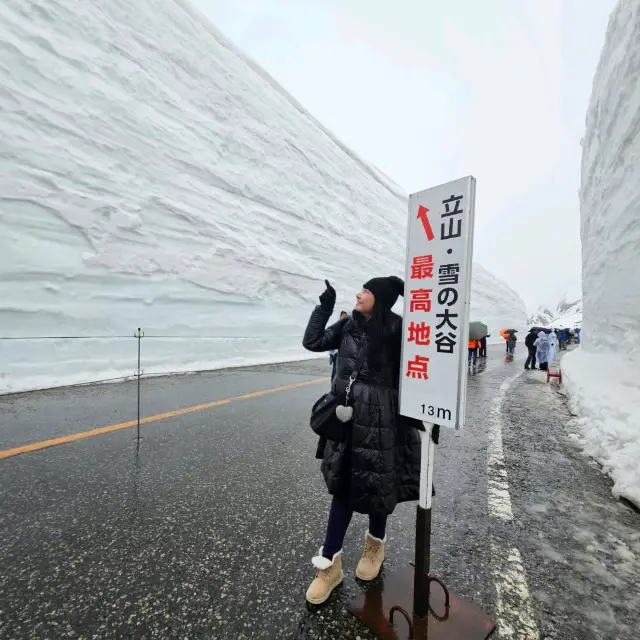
[563,352,640,507]
[563,0,640,507]
[0,0,526,394]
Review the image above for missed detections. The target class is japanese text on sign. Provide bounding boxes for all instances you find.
[399,177,476,429]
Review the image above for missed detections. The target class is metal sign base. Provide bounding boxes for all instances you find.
[348,565,495,640]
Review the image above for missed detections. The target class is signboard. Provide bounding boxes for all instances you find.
[399,176,476,429]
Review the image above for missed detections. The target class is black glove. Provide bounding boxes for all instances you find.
[319,279,336,312]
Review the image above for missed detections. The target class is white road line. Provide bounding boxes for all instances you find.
[487,369,540,639]
[487,372,522,521]
[490,544,540,639]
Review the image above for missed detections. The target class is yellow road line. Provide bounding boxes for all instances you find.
[0,377,327,460]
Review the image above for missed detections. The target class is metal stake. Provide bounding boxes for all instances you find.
[134,328,144,444]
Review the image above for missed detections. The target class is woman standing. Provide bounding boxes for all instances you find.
[302,277,422,605]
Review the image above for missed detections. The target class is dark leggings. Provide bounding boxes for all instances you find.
[322,495,387,559]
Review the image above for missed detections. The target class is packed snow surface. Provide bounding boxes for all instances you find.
[0,0,527,394]
[564,0,640,508]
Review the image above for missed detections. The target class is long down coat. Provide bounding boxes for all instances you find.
[303,305,422,516]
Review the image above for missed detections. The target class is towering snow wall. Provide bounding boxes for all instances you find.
[0,0,526,394]
[579,0,640,356]
[563,0,640,507]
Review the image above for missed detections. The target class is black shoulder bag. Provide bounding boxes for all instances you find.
[309,343,368,442]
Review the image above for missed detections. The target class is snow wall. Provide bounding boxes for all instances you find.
[0,0,527,394]
[563,0,640,508]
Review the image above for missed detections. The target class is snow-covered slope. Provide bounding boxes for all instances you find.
[0,0,527,394]
[471,264,528,341]
[528,296,582,328]
[563,0,640,508]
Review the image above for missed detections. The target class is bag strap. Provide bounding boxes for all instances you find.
[344,341,369,401]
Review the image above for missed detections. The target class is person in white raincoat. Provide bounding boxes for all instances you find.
[547,330,557,363]
[534,330,551,371]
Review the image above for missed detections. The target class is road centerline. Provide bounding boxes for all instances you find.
[0,377,328,460]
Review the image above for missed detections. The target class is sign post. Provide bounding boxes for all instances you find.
[349,177,495,640]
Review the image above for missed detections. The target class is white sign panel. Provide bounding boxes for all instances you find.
[399,176,476,429]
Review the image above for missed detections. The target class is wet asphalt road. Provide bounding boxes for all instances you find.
[1,345,638,639]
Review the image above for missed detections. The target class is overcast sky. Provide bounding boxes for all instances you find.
[192,0,616,311]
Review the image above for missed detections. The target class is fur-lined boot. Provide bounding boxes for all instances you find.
[305,548,344,605]
[355,531,385,581]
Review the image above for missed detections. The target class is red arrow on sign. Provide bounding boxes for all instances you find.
[417,205,434,241]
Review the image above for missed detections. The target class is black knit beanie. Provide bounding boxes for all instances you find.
[363,275,405,309]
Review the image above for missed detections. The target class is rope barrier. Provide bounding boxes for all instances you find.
[0,335,302,340]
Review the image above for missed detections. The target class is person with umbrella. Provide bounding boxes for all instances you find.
[506,330,518,360]
[501,328,516,354]
[479,333,490,358]
[468,322,487,367]
[525,327,542,370]
[500,329,518,355]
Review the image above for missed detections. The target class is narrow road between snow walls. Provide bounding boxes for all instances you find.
[1,345,638,639]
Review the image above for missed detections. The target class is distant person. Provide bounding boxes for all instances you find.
[524,329,539,370]
[479,334,489,358]
[302,278,422,605]
[560,328,569,350]
[547,330,557,363]
[535,330,550,371]
[506,331,517,358]
[329,312,349,381]
[468,338,480,366]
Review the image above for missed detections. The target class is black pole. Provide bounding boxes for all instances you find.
[413,423,439,621]
[414,504,431,618]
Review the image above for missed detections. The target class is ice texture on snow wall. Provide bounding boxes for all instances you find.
[580,0,640,355]
[0,0,526,394]
[563,0,640,508]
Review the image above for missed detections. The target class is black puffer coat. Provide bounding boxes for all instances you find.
[303,306,422,516]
